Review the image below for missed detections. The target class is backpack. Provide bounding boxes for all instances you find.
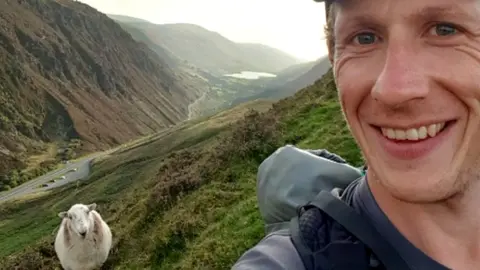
[256,145,410,270]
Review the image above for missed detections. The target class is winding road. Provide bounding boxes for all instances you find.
[0,151,109,204]
[188,91,208,120]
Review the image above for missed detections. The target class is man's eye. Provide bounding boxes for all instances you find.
[430,23,457,36]
[353,33,377,45]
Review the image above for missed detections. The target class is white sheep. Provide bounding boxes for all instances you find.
[54,203,113,270]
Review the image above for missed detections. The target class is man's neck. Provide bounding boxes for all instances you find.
[368,176,480,270]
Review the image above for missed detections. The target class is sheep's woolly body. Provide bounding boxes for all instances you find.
[55,209,112,270]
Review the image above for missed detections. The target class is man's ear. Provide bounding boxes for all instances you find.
[87,203,97,211]
[58,211,68,218]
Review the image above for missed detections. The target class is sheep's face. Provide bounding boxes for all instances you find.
[58,203,97,238]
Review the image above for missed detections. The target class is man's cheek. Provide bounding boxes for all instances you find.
[337,84,350,115]
[337,89,353,129]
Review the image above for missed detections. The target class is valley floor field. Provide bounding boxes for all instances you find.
[0,70,364,270]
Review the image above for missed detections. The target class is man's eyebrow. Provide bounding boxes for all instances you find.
[334,13,385,34]
[335,4,477,32]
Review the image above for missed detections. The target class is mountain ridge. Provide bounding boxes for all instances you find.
[108,15,304,75]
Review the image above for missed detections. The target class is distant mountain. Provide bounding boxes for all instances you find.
[0,0,207,174]
[230,56,331,106]
[235,43,306,73]
[270,60,320,86]
[113,19,182,69]
[279,56,332,94]
[107,14,152,24]
[107,16,304,75]
[111,15,314,119]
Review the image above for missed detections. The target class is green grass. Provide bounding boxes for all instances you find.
[0,69,364,269]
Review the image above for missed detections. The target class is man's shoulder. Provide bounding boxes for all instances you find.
[230,182,376,270]
[231,209,353,270]
[231,229,306,270]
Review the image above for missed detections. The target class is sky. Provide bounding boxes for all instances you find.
[77,0,329,62]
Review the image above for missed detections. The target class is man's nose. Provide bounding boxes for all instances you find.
[371,43,429,106]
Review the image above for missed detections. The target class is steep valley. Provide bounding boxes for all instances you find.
[0,1,321,193]
[110,15,312,119]
[0,0,209,186]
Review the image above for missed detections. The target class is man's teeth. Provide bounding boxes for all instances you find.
[381,122,446,141]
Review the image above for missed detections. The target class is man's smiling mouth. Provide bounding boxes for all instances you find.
[370,120,457,159]
[379,122,446,141]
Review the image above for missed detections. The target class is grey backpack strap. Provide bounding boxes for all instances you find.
[307,190,410,270]
[289,216,315,270]
[290,185,373,270]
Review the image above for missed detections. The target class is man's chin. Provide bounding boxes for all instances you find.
[359,119,466,202]
[368,166,458,204]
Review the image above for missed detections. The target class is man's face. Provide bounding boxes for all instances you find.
[333,0,480,202]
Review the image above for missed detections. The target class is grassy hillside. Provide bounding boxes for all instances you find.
[0,69,364,270]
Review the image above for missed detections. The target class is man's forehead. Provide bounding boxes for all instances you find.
[313,0,479,21]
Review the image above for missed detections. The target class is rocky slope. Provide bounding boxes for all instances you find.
[0,0,206,174]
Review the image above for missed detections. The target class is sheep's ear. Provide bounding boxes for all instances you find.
[58,211,68,218]
[87,203,97,211]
